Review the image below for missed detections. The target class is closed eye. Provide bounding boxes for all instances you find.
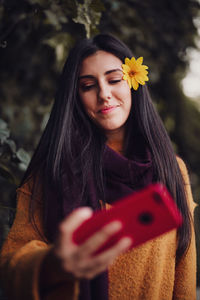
[80,79,122,92]
[80,84,96,91]
[109,79,122,84]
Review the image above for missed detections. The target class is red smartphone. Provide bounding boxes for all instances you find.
[72,183,183,255]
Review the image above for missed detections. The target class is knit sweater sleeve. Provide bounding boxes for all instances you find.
[173,157,197,300]
[0,183,79,300]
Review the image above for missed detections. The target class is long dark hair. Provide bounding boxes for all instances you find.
[21,34,191,258]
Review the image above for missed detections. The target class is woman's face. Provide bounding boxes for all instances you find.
[78,50,132,137]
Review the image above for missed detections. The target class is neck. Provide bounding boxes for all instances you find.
[105,128,125,154]
[106,129,124,143]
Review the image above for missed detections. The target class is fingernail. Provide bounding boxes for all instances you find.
[78,207,93,217]
[121,237,133,248]
[109,221,122,231]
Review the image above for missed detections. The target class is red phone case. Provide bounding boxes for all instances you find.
[72,183,183,255]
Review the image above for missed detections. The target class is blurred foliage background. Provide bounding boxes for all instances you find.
[0,0,200,297]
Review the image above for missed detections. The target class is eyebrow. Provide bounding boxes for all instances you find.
[79,68,122,80]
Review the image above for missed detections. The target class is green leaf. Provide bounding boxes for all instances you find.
[43,32,75,64]
[73,0,104,38]
[44,9,61,29]
[0,119,8,130]
[0,128,10,143]
[43,3,69,30]
[16,148,31,166]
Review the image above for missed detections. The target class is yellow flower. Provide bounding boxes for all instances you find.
[122,57,149,90]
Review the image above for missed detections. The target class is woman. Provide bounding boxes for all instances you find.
[0,34,196,299]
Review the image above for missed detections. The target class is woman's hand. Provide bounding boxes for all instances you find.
[53,207,132,280]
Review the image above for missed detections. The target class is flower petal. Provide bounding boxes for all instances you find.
[123,74,128,80]
[125,57,131,66]
[142,75,149,81]
[123,74,132,88]
[135,74,145,85]
[130,59,137,69]
[142,70,149,75]
[130,57,136,64]
[122,64,130,72]
[137,57,143,65]
[132,77,139,90]
[127,77,132,88]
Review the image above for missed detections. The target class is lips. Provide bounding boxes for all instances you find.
[99,105,119,114]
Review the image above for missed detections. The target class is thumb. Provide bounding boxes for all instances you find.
[59,207,93,238]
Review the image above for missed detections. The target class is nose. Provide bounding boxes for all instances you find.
[97,82,111,102]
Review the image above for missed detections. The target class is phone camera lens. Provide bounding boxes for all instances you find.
[153,192,163,204]
[138,212,154,225]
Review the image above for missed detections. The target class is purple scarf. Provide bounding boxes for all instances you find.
[78,146,153,300]
[47,145,153,299]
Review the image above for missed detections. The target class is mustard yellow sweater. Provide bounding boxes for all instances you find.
[0,155,197,300]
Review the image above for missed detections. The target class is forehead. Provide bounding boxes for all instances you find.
[79,50,122,76]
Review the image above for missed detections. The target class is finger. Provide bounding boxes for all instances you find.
[55,207,93,257]
[72,238,132,280]
[60,207,93,234]
[77,221,122,257]
[92,236,133,265]
[80,236,132,271]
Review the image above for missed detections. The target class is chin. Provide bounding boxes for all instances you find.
[101,123,125,132]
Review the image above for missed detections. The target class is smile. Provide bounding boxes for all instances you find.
[99,105,119,114]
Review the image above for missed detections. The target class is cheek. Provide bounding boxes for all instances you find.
[79,93,96,119]
[118,83,132,108]
[79,92,91,110]
[119,80,131,95]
